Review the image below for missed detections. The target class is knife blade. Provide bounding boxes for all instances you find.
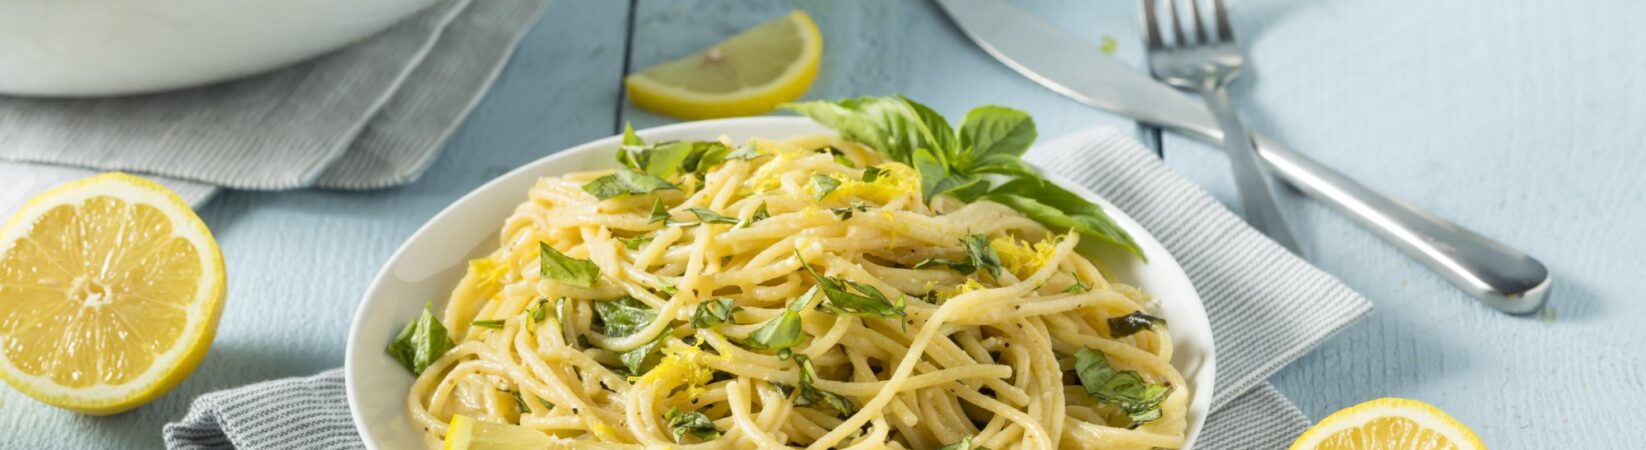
[936,0,1551,314]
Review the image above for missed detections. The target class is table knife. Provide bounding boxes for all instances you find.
[935,0,1550,314]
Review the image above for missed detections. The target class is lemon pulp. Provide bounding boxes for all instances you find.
[1291,398,1486,450]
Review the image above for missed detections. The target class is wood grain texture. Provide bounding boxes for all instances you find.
[0,1,631,448]
[1160,0,1646,448]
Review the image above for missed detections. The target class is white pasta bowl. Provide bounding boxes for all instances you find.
[344,117,1216,449]
[0,0,442,96]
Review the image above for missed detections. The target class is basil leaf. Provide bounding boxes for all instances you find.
[619,332,669,375]
[961,234,1003,279]
[791,354,857,419]
[652,275,678,295]
[861,166,888,183]
[741,290,811,350]
[781,97,930,164]
[797,250,905,318]
[900,97,957,162]
[593,297,657,338]
[470,319,505,330]
[554,297,570,328]
[618,122,646,170]
[619,235,654,250]
[1074,347,1172,424]
[983,179,1143,259]
[749,201,770,223]
[938,435,991,450]
[622,122,645,147]
[386,302,455,375]
[958,105,1036,161]
[648,198,670,224]
[912,147,950,201]
[664,407,722,443]
[821,146,857,168]
[829,202,867,220]
[582,170,677,200]
[539,242,600,288]
[969,152,1039,178]
[528,298,549,323]
[1107,311,1167,338]
[728,142,764,160]
[691,298,738,329]
[929,174,986,202]
[643,141,696,179]
[686,207,740,225]
[811,174,841,201]
[680,142,731,175]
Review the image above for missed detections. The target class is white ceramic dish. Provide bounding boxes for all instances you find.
[0,0,441,96]
[344,117,1216,449]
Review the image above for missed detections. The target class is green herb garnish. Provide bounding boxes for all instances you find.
[470,319,505,330]
[619,332,669,375]
[1063,274,1090,294]
[592,297,657,338]
[540,242,600,288]
[728,142,764,160]
[740,289,811,350]
[791,354,857,418]
[527,297,549,323]
[1074,347,1171,425]
[619,235,654,250]
[749,201,770,223]
[386,302,455,375]
[1107,311,1166,338]
[829,202,868,220]
[938,435,991,450]
[811,174,841,201]
[911,233,1001,279]
[797,249,905,318]
[664,407,722,443]
[783,97,1144,259]
[691,298,738,329]
[686,207,740,225]
[861,166,888,183]
[581,170,677,200]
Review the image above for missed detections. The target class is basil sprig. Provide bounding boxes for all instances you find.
[790,354,857,418]
[581,170,676,201]
[740,289,811,350]
[1074,347,1172,424]
[386,302,455,375]
[797,250,906,318]
[783,97,1144,259]
[913,233,1002,279]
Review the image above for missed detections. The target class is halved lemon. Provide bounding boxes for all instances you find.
[1291,398,1486,450]
[625,10,823,119]
[445,414,553,450]
[0,172,225,415]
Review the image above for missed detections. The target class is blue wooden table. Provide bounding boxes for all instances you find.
[5,0,1641,448]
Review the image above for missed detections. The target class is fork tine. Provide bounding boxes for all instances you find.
[1140,0,1164,49]
[1167,0,1186,46]
[1212,0,1235,41]
[1188,0,1208,44]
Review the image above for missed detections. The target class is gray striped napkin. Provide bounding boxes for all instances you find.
[162,127,1371,449]
[0,0,549,217]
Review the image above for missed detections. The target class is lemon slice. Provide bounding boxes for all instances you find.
[445,415,554,450]
[1291,398,1486,450]
[625,10,823,119]
[0,172,225,415]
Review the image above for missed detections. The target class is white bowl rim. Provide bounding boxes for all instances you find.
[344,116,1216,449]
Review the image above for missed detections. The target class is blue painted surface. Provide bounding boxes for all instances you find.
[3,0,1639,448]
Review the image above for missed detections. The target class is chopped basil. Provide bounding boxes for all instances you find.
[619,332,669,375]
[791,354,857,418]
[1074,347,1171,425]
[749,201,770,223]
[663,407,722,443]
[686,207,740,225]
[539,242,600,288]
[618,235,654,250]
[797,249,906,318]
[1107,311,1166,338]
[740,289,811,350]
[470,319,505,330]
[507,389,550,414]
[961,233,1003,279]
[861,166,889,183]
[691,298,738,329]
[728,142,764,160]
[581,170,677,200]
[821,146,856,168]
[592,297,657,338]
[652,276,679,295]
[527,298,549,323]
[1063,274,1090,294]
[648,197,697,227]
[938,436,991,450]
[811,174,841,201]
[829,202,868,220]
[386,302,455,375]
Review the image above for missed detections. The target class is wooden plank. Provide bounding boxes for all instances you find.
[1161,0,1646,446]
[619,0,1149,141]
[0,1,632,448]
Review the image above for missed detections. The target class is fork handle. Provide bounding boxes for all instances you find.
[1197,84,1304,255]
[1247,131,1551,314]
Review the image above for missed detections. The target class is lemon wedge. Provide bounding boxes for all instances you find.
[445,414,554,450]
[1291,398,1486,450]
[625,10,823,119]
[0,172,225,415]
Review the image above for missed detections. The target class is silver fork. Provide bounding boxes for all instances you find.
[1141,0,1302,254]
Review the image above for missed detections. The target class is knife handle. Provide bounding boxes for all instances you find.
[1242,132,1551,314]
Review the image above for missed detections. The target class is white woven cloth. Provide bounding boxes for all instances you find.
[162,127,1371,449]
[0,0,550,216]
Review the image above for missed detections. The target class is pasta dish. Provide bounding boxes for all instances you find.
[388,97,1189,449]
